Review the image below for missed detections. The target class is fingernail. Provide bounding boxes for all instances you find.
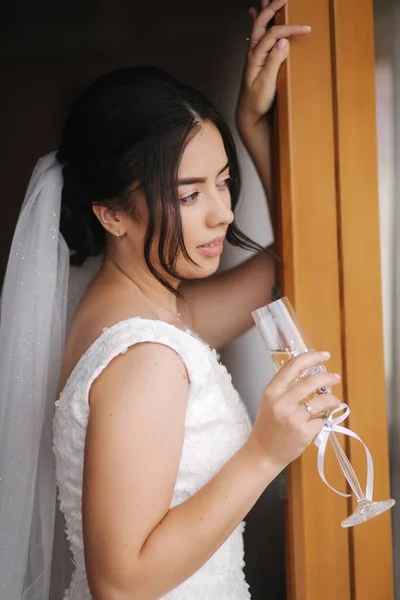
[302,25,312,31]
[320,351,330,358]
[334,373,341,381]
[277,38,288,49]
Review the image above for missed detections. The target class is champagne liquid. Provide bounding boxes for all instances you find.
[269,350,331,417]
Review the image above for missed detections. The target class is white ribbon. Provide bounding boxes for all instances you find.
[314,403,374,501]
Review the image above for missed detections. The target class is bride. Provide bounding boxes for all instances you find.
[0,2,340,599]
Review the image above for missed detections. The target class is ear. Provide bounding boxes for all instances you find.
[92,205,127,237]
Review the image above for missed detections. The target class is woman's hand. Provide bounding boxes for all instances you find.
[247,351,341,470]
[236,0,311,135]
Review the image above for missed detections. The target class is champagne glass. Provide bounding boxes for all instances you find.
[252,296,395,527]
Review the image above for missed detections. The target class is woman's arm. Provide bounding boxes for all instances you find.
[237,118,274,212]
[182,250,275,350]
[182,0,311,349]
[83,344,339,600]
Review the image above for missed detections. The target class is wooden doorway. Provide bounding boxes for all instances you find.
[275,1,394,598]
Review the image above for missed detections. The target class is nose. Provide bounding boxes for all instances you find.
[205,191,234,229]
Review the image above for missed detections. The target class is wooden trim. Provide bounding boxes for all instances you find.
[275,1,352,598]
[275,0,394,597]
[330,0,394,597]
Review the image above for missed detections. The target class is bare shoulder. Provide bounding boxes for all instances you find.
[89,339,189,409]
[57,280,167,396]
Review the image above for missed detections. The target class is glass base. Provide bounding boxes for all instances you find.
[341,499,395,528]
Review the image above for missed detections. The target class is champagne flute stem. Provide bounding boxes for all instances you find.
[328,431,365,502]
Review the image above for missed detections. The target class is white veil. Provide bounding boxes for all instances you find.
[0,153,74,600]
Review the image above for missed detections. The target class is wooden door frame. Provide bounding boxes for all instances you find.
[274,1,394,598]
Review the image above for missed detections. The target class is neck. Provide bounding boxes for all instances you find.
[101,252,181,319]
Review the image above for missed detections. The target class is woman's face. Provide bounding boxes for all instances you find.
[174,121,234,279]
[113,121,234,284]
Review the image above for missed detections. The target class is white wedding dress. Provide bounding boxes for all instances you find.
[53,317,252,600]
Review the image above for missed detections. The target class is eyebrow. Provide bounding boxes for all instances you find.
[177,162,230,186]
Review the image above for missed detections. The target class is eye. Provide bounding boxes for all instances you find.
[217,176,234,190]
[180,191,200,205]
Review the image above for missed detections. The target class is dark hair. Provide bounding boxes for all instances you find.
[57,66,266,294]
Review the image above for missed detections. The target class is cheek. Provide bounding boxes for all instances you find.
[179,210,198,249]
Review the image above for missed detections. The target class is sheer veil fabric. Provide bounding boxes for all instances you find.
[0,153,89,600]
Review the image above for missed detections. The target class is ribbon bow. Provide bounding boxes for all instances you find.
[314,403,374,501]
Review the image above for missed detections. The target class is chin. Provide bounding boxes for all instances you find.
[179,256,221,280]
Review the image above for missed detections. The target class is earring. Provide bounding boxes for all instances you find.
[114,231,120,237]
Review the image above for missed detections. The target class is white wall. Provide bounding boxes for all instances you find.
[376,59,396,415]
[375,1,396,420]
[374,1,398,596]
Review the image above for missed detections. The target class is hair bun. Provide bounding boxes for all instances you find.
[59,164,105,266]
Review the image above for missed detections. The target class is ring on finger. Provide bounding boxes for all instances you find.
[304,401,313,417]
[246,37,259,47]
[304,403,330,420]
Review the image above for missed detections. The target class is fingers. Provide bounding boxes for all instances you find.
[287,371,340,406]
[269,351,332,391]
[298,394,341,420]
[251,24,310,58]
[245,36,289,86]
[249,0,287,42]
[245,23,310,85]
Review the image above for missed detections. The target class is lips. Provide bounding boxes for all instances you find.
[197,236,225,257]
[197,236,225,249]
[199,240,222,249]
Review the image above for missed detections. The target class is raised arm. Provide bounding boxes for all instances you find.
[83,344,339,600]
[182,0,311,350]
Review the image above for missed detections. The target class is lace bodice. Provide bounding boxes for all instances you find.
[53,318,252,599]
